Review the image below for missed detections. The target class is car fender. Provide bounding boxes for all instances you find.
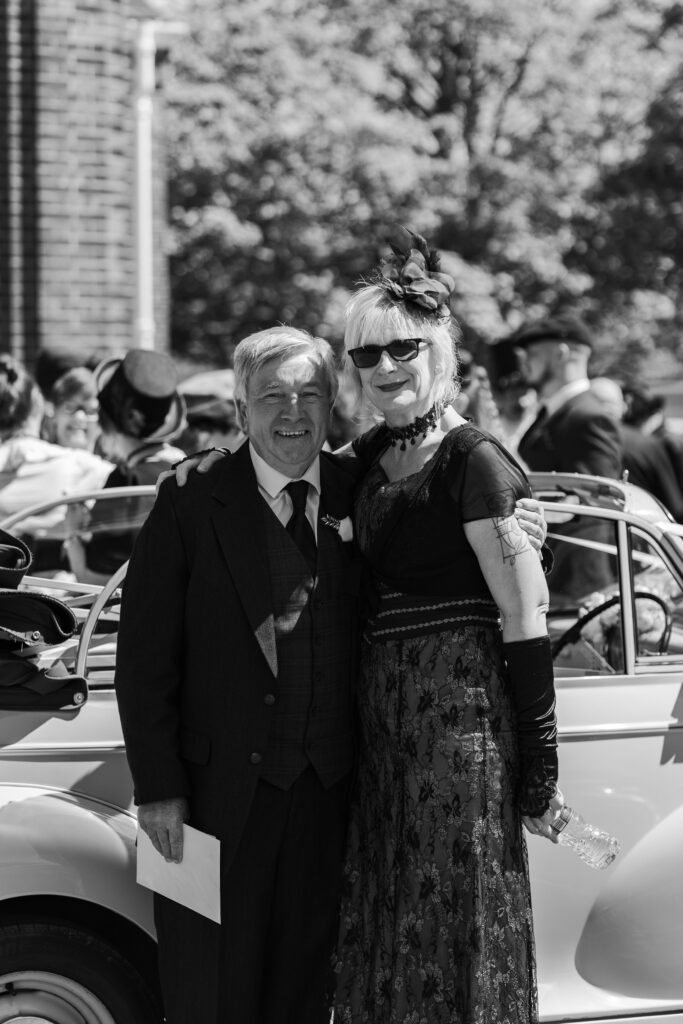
[576,802,683,998]
[0,783,155,938]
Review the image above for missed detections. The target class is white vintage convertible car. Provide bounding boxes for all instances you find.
[0,474,681,1023]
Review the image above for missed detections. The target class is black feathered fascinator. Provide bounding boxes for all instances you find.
[375,225,455,322]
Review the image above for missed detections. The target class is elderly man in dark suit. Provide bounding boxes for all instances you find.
[115,327,361,1024]
[514,314,622,479]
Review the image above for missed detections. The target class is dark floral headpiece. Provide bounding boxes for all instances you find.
[375,225,455,322]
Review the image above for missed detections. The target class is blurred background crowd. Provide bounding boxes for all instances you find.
[4,0,683,572]
[4,312,683,532]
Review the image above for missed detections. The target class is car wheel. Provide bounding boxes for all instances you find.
[0,920,162,1024]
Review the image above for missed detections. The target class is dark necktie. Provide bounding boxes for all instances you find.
[285,480,317,574]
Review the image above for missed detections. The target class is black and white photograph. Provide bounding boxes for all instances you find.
[0,2,682,1022]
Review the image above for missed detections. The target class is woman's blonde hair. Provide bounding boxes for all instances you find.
[341,285,461,413]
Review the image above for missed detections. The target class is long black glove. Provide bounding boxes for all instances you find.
[503,634,558,817]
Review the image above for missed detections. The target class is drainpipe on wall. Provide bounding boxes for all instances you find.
[134,19,157,350]
[134,17,187,351]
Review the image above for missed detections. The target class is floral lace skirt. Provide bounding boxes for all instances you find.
[332,623,538,1024]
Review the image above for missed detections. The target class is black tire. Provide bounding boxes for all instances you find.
[0,919,162,1024]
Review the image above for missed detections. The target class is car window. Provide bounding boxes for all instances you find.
[628,526,683,661]
[0,489,154,706]
[0,487,156,579]
[546,515,620,609]
[546,514,622,676]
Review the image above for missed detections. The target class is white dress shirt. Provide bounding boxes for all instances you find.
[248,443,321,539]
[543,378,591,419]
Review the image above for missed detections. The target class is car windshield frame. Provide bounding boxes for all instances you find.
[0,486,158,694]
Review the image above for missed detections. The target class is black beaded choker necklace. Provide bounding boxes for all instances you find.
[386,402,443,451]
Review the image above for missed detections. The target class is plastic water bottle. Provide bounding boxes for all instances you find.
[550,806,621,869]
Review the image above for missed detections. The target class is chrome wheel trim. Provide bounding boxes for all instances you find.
[0,971,117,1024]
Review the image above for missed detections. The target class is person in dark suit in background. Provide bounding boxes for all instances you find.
[623,384,683,495]
[513,315,623,603]
[591,376,683,522]
[513,315,622,479]
[487,337,538,457]
[115,327,363,1024]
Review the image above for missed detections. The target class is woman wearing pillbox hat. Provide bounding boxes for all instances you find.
[64,350,187,583]
[96,349,186,453]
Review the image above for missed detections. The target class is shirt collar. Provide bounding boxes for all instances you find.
[248,442,321,499]
[543,378,590,419]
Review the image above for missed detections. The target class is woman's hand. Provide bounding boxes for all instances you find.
[154,448,229,493]
[174,448,226,487]
[523,787,564,841]
[514,498,547,552]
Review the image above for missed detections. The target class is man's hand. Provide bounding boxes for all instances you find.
[514,498,547,552]
[138,797,189,862]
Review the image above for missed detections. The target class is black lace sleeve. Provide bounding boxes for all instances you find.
[518,752,559,817]
[458,438,531,522]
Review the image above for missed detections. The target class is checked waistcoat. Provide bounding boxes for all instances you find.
[259,504,356,790]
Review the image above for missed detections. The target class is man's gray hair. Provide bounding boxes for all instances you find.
[233,326,339,405]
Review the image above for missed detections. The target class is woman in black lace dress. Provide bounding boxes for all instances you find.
[331,229,562,1024]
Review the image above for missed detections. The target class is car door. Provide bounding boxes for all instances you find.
[0,488,163,1023]
[532,504,683,1023]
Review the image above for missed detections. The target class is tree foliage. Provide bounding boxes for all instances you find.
[163,0,683,375]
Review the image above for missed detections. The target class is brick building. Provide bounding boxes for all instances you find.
[1,0,176,371]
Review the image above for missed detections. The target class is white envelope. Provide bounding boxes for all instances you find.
[136,824,221,924]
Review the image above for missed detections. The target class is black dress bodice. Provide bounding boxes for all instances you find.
[352,422,531,599]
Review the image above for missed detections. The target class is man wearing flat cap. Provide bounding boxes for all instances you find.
[513,315,623,601]
[513,314,622,479]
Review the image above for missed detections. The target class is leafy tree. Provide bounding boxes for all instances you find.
[164,0,433,360]
[163,0,683,379]
[569,69,683,364]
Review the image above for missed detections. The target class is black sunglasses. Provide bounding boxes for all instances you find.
[348,338,427,369]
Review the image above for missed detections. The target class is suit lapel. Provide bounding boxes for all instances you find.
[319,453,355,519]
[318,455,364,605]
[318,454,355,554]
[210,444,278,677]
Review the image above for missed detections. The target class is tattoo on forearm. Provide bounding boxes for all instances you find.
[484,489,530,565]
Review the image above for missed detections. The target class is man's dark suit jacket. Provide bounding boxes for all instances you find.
[116,441,361,863]
[519,388,623,603]
[620,423,683,522]
[114,442,362,1018]
[519,388,623,478]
